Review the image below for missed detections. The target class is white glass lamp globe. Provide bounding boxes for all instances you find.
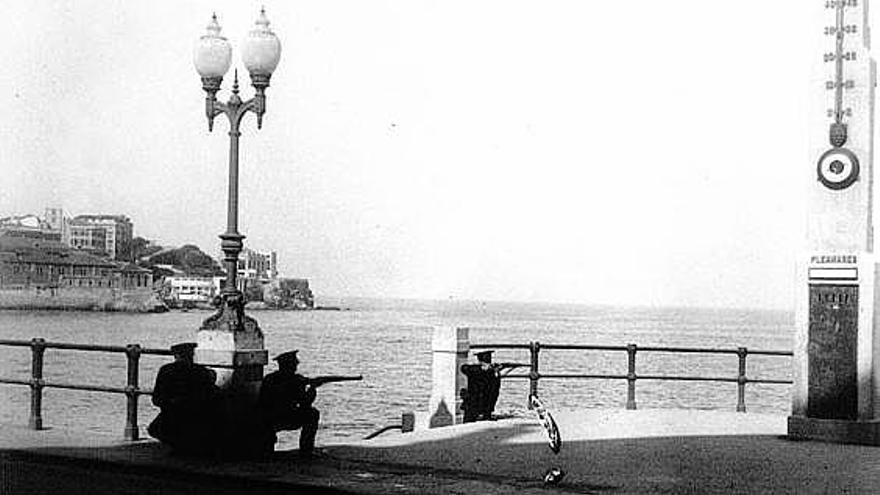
[193,14,232,79]
[241,8,281,78]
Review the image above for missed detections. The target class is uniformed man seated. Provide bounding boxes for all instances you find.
[258,350,321,458]
[147,342,221,455]
[461,350,503,422]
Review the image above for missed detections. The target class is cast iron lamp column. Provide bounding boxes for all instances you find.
[196,10,280,299]
[192,9,281,456]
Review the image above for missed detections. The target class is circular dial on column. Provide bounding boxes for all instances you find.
[817,147,860,190]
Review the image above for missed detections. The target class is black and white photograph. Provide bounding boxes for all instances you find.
[0,1,876,493]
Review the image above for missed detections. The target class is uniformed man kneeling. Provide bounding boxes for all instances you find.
[461,350,520,422]
[258,350,321,458]
[148,342,221,455]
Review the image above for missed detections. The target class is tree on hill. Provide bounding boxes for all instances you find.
[130,236,163,262]
[140,244,224,278]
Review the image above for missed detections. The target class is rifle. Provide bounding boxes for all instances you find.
[497,362,530,369]
[495,362,530,376]
[307,375,364,388]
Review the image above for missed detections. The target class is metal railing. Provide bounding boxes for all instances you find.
[0,338,794,441]
[0,338,172,441]
[471,342,793,412]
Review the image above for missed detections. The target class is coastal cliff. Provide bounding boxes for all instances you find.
[251,278,315,309]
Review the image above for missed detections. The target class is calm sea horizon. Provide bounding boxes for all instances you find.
[0,297,794,446]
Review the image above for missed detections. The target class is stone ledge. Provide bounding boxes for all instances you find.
[788,415,880,445]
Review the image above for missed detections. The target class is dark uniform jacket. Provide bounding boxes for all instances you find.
[148,361,219,447]
[258,369,316,429]
[152,361,217,410]
[461,363,502,418]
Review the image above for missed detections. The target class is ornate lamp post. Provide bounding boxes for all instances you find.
[192,9,281,455]
[194,9,281,307]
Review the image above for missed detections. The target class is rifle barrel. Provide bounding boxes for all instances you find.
[310,375,364,385]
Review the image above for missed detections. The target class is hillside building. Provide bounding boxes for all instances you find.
[237,248,277,281]
[0,213,62,243]
[0,209,135,262]
[0,235,152,291]
[69,214,133,261]
[165,276,222,306]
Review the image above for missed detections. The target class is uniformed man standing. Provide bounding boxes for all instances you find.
[461,350,504,422]
[147,342,220,454]
[258,350,321,457]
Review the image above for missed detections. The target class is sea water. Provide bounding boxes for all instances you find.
[0,298,793,445]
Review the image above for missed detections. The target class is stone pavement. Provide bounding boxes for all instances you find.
[2,409,880,494]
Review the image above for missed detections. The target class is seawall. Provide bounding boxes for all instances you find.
[0,287,166,312]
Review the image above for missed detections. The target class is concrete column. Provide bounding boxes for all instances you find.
[428,326,469,427]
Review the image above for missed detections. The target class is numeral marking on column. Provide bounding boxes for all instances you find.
[825,25,858,35]
[825,52,857,62]
[826,0,858,8]
[826,80,856,89]
[827,108,854,117]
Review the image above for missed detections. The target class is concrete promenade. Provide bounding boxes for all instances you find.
[2,408,879,494]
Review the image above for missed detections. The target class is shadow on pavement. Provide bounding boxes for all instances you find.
[5,420,880,494]
[332,422,880,494]
[0,440,366,495]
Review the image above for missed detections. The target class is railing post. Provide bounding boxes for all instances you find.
[626,344,637,410]
[737,347,747,413]
[528,341,541,407]
[28,338,46,430]
[124,344,141,440]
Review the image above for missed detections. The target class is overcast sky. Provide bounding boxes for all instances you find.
[0,1,856,310]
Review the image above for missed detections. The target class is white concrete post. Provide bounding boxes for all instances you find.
[788,0,880,445]
[428,326,469,427]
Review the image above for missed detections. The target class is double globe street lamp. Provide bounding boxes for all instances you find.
[191,9,281,454]
[193,9,281,307]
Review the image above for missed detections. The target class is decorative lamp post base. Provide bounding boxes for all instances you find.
[196,292,272,457]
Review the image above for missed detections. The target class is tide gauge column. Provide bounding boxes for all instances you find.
[789,0,880,445]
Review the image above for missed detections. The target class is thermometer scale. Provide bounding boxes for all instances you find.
[818,0,862,190]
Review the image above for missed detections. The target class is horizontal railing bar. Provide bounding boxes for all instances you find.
[0,340,31,347]
[475,343,630,352]
[3,339,792,358]
[538,344,629,351]
[43,382,128,393]
[638,346,740,354]
[43,342,129,352]
[527,374,739,383]
[534,373,629,380]
[503,374,793,385]
[0,378,32,386]
[748,350,794,356]
[637,375,740,382]
[0,339,172,356]
[639,375,794,385]
[0,377,155,395]
[49,344,170,355]
[41,381,155,395]
[640,347,791,356]
[470,344,530,350]
[474,342,792,356]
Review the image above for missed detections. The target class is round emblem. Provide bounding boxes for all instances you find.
[817,148,860,190]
